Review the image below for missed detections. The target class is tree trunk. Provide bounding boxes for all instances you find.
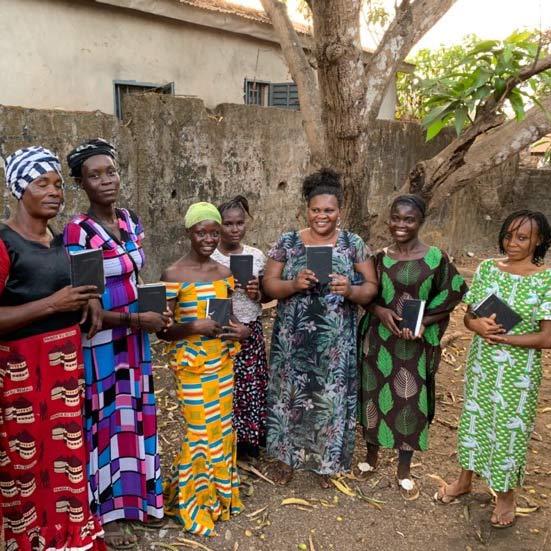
[310,0,369,233]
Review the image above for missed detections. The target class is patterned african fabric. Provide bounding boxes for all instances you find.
[0,229,104,550]
[211,246,268,449]
[63,208,163,524]
[359,247,467,451]
[163,278,243,536]
[266,230,369,475]
[457,260,551,492]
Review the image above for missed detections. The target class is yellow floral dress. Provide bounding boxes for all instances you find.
[163,277,243,535]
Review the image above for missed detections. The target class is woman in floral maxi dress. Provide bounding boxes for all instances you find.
[263,169,377,488]
[435,210,551,528]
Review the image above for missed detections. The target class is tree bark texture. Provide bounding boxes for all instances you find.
[259,0,327,165]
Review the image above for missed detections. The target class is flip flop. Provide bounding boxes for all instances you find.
[318,474,332,489]
[491,506,516,529]
[396,476,420,501]
[271,462,293,486]
[433,483,471,505]
[103,522,138,550]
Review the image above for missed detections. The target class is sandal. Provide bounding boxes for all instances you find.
[271,461,293,486]
[318,474,332,489]
[433,483,471,505]
[103,521,138,550]
[396,476,420,501]
[130,517,166,530]
[354,461,376,480]
[491,509,516,529]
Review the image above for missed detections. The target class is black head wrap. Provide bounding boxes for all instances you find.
[67,138,117,178]
[391,194,426,220]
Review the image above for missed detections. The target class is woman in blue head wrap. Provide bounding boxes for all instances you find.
[0,146,105,550]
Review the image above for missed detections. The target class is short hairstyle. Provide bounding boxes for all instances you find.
[302,168,343,207]
[390,194,426,221]
[498,209,551,266]
[218,195,252,219]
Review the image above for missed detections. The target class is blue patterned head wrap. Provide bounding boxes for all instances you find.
[4,146,63,200]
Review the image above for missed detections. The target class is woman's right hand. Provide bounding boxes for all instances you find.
[138,311,172,333]
[293,269,317,292]
[49,285,101,312]
[468,314,505,339]
[373,305,402,337]
[194,318,222,337]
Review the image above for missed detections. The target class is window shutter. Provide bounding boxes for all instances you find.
[268,82,299,110]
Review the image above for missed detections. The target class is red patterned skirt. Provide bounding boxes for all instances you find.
[0,324,105,551]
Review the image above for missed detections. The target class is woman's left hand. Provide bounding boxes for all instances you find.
[484,333,509,346]
[401,324,425,340]
[81,298,103,339]
[244,277,261,301]
[329,273,351,298]
[219,320,252,341]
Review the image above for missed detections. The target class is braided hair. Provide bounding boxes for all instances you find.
[498,209,551,266]
[218,195,252,219]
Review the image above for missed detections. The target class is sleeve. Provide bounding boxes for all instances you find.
[0,239,11,296]
[425,250,468,316]
[462,260,487,307]
[351,233,371,264]
[267,233,288,263]
[227,276,235,293]
[535,271,551,320]
[163,281,181,301]
[63,221,88,253]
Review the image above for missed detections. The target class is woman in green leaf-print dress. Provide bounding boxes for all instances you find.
[358,195,467,498]
[435,210,551,528]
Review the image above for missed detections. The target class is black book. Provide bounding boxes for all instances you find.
[230,254,254,288]
[206,298,231,326]
[306,245,333,285]
[69,249,105,294]
[473,293,522,332]
[399,299,426,336]
[137,283,167,314]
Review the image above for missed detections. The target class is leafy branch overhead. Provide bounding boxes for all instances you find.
[416,31,551,140]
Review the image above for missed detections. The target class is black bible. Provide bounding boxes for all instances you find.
[399,299,426,336]
[306,245,333,285]
[230,254,254,288]
[473,293,522,332]
[69,249,105,294]
[137,283,167,314]
[206,298,231,326]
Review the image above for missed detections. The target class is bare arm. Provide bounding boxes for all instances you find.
[0,285,100,337]
[485,319,551,349]
[344,258,378,305]
[157,298,220,341]
[262,258,315,300]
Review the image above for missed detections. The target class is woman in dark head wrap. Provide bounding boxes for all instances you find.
[64,138,170,548]
[0,146,105,550]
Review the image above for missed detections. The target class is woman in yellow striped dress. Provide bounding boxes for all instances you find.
[159,202,248,535]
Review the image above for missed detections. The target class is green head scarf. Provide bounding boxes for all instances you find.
[184,201,222,229]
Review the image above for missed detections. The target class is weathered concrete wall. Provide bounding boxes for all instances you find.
[1,96,549,281]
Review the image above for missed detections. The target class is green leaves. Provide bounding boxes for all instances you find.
[378,323,392,342]
[418,423,429,450]
[424,247,442,270]
[399,31,551,140]
[451,273,465,292]
[378,383,394,415]
[417,350,427,380]
[377,419,395,448]
[418,275,434,301]
[395,406,418,436]
[396,261,421,287]
[418,385,428,416]
[424,324,440,346]
[377,345,393,378]
[381,272,395,305]
[428,289,449,310]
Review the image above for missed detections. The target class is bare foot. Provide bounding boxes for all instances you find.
[434,480,472,504]
[270,461,293,486]
[103,521,138,550]
[318,474,332,489]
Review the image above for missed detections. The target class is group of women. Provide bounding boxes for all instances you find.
[0,142,550,551]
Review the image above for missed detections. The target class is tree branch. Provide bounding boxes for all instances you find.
[260,0,326,164]
[361,0,457,121]
[428,95,551,212]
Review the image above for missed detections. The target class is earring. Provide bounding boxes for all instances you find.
[337,218,341,227]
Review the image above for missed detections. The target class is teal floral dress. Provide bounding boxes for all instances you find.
[457,260,551,491]
[266,230,369,474]
[359,247,467,451]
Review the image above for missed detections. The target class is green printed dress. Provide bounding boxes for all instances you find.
[457,260,551,492]
[359,247,467,451]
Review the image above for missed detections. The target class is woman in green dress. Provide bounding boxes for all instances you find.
[358,194,467,499]
[435,210,551,528]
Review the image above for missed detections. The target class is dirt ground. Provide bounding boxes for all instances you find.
[139,255,551,551]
